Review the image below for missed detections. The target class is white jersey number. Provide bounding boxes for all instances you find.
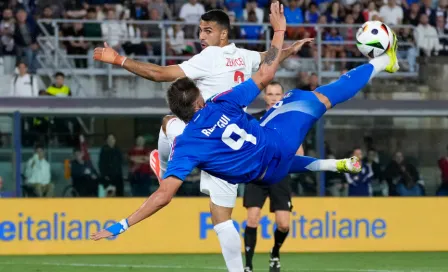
[222,124,257,150]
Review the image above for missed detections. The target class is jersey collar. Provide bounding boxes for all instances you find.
[222,43,237,54]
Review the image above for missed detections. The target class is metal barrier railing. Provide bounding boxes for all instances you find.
[36,19,419,87]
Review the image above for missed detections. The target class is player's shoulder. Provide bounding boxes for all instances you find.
[199,46,223,56]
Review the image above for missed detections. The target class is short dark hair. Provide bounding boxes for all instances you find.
[265,81,284,93]
[54,72,65,78]
[35,144,44,151]
[87,7,96,13]
[17,61,27,67]
[167,77,201,123]
[201,9,230,31]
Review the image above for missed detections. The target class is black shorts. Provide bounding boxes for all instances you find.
[243,176,293,213]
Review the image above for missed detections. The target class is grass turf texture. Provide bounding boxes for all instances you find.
[0,252,448,272]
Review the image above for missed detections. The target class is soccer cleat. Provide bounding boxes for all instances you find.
[385,30,399,73]
[244,267,253,272]
[269,256,281,272]
[149,149,162,183]
[336,156,362,174]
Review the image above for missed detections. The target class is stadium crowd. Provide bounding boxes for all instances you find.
[0,0,447,199]
[0,0,448,77]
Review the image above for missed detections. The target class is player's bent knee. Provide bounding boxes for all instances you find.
[210,201,233,226]
[276,221,290,232]
[312,91,332,109]
[161,115,177,135]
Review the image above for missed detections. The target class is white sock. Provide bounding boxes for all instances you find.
[305,159,337,172]
[368,54,390,80]
[214,220,243,272]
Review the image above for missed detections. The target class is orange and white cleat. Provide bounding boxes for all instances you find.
[149,149,162,183]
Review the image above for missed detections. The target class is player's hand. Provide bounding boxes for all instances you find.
[290,38,314,54]
[90,229,113,241]
[93,42,127,66]
[269,1,286,32]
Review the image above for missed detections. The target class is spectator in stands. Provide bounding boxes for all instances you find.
[403,2,422,26]
[240,10,264,50]
[420,0,436,26]
[167,21,186,57]
[225,0,245,21]
[326,1,343,24]
[380,0,403,25]
[40,6,55,35]
[64,0,87,19]
[363,1,379,21]
[179,0,205,38]
[227,11,241,39]
[436,15,448,55]
[305,2,320,23]
[101,8,127,52]
[130,0,149,20]
[324,27,346,71]
[434,0,447,23]
[244,0,264,24]
[71,148,99,197]
[46,72,71,97]
[340,14,361,69]
[37,1,64,18]
[0,8,16,74]
[99,134,124,197]
[396,164,424,196]
[398,27,417,72]
[437,145,448,196]
[64,22,89,68]
[383,151,421,196]
[350,2,365,24]
[84,8,103,47]
[284,0,304,39]
[415,13,441,57]
[25,145,53,197]
[364,149,387,196]
[9,62,39,96]
[128,136,152,197]
[14,8,39,73]
[205,0,225,11]
[149,0,173,20]
[123,22,147,57]
[301,72,319,91]
[346,147,373,196]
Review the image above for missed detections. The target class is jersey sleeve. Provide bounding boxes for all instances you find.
[241,48,261,72]
[163,138,199,181]
[178,47,216,79]
[211,78,260,109]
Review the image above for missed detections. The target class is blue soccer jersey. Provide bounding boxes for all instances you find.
[163,79,276,184]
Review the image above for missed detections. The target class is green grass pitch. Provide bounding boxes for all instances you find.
[1,252,448,272]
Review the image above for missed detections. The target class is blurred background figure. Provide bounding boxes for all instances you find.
[99,134,123,197]
[345,147,373,197]
[128,135,152,197]
[24,145,53,197]
[71,148,99,197]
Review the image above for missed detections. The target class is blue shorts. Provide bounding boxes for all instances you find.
[260,90,327,184]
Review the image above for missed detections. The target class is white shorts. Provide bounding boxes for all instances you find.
[159,117,238,208]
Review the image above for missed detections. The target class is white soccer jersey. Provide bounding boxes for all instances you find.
[178,43,261,100]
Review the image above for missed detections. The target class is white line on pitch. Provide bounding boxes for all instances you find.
[0,262,444,272]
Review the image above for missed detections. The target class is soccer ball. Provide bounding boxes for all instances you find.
[356,21,393,58]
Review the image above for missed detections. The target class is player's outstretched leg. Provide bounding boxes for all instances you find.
[316,32,399,108]
[289,155,361,174]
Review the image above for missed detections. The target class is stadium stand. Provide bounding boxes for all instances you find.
[0,0,447,198]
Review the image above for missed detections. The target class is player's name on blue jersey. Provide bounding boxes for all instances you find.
[201,114,230,137]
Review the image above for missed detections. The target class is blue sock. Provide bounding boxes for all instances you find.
[289,156,338,173]
[289,156,318,173]
[315,63,374,107]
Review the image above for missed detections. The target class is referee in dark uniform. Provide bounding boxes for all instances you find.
[243,82,303,272]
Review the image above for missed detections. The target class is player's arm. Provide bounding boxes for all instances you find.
[259,38,314,64]
[90,140,198,241]
[93,42,185,82]
[251,2,286,91]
